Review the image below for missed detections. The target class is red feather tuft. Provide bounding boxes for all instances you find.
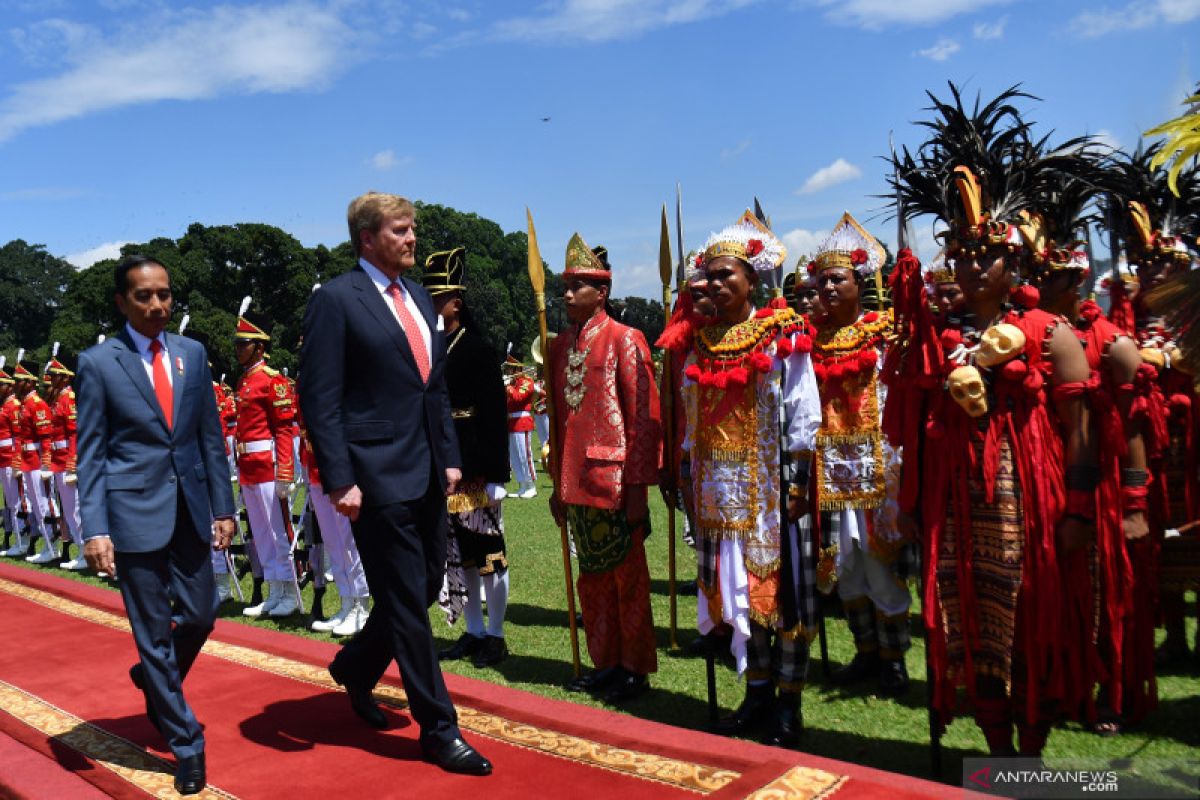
[1010,283,1040,309]
[655,292,696,351]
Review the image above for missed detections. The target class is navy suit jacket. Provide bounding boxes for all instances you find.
[76,330,235,552]
[299,266,460,506]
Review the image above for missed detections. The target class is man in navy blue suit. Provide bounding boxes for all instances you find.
[76,255,236,796]
[299,192,491,776]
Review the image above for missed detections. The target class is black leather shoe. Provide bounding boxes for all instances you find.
[328,660,388,730]
[422,737,492,776]
[439,633,485,661]
[603,671,648,703]
[174,753,206,795]
[830,651,880,686]
[878,658,910,696]
[710,682,775,735]
[129,664,162,735]
[763,691,802,748]
[565,666,618,694]
[471,636,508,668]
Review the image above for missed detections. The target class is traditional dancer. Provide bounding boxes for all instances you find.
[548,233,662,703]
[681,212,821,745]
[807,214,914,697]
[886,85,1099,756]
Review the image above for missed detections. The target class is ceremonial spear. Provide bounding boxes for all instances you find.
[526,208,582,677]
[658,205,680,651]
[891,131,942,777]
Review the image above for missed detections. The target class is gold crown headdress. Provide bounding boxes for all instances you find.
[812,212,886,277]
[697,210,787,275]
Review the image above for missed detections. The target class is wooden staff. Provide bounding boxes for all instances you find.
[658,205,679,651]
[525,208,582,677]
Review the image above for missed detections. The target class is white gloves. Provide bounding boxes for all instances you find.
[40,469,54,481]
[64,471,77,485]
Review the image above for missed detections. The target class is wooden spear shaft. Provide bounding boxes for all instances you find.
[658,205,679,651]
[525,208,582,678]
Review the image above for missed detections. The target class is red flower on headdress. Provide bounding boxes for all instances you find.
[850,248,868,266]
[694,254,704,269]
[745,239,764,257]
[806,261,817,274]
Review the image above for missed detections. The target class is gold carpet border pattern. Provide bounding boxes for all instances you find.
[0,679,237,800]
[0,576,848,796]
[744,765,849,800]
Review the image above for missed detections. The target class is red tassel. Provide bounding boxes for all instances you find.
[925,419,946,439]
[1107,279,1136,336]
[713,372,729,389]
[1023,369,1044,395]
[1011,284,1039,309]
[858,349,878,369]
[999,359,1028,382]
[727,366,750,387]
[749,352,772,373]
[1079,299,1102,323]
[684,363,701,382]
[940,328,963,351]
[768,296,788,309]
[775,336,793,357]
[813,363,828,383]
[792,333,813,353]
[755,307,775,319]
[655,292,696,351]
[827,363,845,381]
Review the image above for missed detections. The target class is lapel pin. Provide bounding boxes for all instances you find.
[176,356,184,376]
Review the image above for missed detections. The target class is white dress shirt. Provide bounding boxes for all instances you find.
[125,323,173,388]
[358,257,432,365]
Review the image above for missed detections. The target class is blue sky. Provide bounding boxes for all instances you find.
[1,0,1197,298]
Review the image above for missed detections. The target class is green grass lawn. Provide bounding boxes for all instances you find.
[5,473,1198,789]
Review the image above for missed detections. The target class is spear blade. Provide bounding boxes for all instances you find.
[675,183,686,288]
[659,205,673,289]
[526,208,545,297]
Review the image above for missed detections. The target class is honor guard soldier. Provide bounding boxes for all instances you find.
[233,305,299,617]
[0,359,23,556]
[47,353,86,570]
[422,247,513,667]
[504,356,538,498]
[13,359,57,563]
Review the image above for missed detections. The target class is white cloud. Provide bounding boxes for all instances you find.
[492,0,760,43]
[796,158,862,195]
[811,0,1011,29]
[66,240,130,269]
[0,2,354,142]
[721,138,751,160]
[916,37,960,60]
[781,228,829,263]
[1071,0,1200,37]
[972,14,1007,38]
[370,149,395,170]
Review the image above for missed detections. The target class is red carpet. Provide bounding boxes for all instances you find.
[0,561,958,799]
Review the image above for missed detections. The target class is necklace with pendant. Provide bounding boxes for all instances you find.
[564,346,589,412]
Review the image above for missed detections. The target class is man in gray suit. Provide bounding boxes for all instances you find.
[77,255,236,796]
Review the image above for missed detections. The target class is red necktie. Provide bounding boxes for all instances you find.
[385,283,430,383]
[149,339,173,429]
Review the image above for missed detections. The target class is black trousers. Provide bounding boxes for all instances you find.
[332,478,458,748]
[116,491,217,759]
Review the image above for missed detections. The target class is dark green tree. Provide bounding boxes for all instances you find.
[0,240,74,356]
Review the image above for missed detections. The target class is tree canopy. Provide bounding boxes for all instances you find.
[2,203,682,378]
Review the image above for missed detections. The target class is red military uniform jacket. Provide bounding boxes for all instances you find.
[295,403,323,489]
[0,394,20,469]
[506,374,535,433]
[49,385,77,473]
[18,392,53,472]
[235,361,295,485]
[548,310,662,510]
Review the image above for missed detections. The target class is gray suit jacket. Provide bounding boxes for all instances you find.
[76,330,234,552]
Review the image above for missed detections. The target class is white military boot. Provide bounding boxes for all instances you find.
[243,581,282,617]
[1,532,29,557]
[312,592,353,632]
[267,581,300,617]
[332,596,369,636]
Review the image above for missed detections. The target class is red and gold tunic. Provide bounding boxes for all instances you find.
[0,394,20,470]
[506,374,535,433]
[234,361,295,485]
[49,385,77,473]
[18,392,53,472]
[548,310,662,512]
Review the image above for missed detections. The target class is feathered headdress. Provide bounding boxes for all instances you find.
[887,83,1090,265]
[697,210,788,277]
[1100,142,1197,267]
